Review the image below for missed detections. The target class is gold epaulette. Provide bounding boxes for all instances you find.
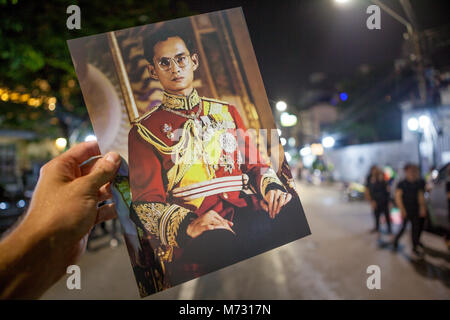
[131,105,160,125]
[201,96,229,106]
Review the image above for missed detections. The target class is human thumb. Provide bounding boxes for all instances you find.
[80,152,121,192]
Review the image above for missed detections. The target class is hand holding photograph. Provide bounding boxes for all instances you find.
[68,7,310,297]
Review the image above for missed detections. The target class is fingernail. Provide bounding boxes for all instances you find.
[105,152,120,164]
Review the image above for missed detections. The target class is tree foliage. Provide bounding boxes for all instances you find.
[0,0,193,138]
[330,63,404,145]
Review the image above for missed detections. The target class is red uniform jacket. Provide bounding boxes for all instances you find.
[128,89,284,262]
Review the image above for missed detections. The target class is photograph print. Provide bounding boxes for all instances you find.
[68,7,310,297]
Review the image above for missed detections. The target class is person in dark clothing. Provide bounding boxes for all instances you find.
[393,163,427,256]
[365,166,391,233]
[365,165,378,232]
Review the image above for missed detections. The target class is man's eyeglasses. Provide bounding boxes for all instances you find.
[154,54,191,71]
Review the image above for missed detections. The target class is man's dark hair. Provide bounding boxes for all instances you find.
[142,22,196,65]
[404,163,416,171]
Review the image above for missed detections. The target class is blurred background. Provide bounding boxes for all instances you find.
[0,0,449,299]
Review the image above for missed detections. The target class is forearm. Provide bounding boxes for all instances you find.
[418,191,426,212]
[395,194,406,212]
[365,189,372,202]
[0,214,66,299]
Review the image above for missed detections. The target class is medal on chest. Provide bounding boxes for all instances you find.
[219,132,237,153]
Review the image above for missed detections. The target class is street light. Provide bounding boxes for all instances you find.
[288,137,296,147]
[339,92,348,101]
[84,134,97,142]
[276,101,287,112]
[284,152,292,162]
[300,145,311,157]
[407,114,434,175]
[322,136,335,148]
[55,137,67,151]
[419,115,431,129]
[407,117,419,131]
[311,143,324,156]
[280,112,297,127]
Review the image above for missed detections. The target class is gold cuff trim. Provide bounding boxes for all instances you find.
[159,205,190,248]
[260,168,284,196]
[132,202,167,236]
[133,202,190,245]
[133,202,191,263]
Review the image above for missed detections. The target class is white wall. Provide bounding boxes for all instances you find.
[324,140,418,183]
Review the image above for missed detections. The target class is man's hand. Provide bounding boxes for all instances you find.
[261,190,292,219]
[0,141,121,299]
[371,201,377,211]
[400,208,407,219]
[186,210,234,239]
[418,190,427,218]
[27,141,121,260]
[419,206,427,218]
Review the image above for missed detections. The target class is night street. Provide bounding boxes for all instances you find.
[2,0,450,307]
[41,181,450,300]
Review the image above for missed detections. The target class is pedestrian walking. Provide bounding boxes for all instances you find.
[365,166,392,233]
[393,164,427,256]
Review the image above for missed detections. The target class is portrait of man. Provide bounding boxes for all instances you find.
[68,8,310,297]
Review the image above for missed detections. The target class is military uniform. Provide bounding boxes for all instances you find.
[128,89,285,288]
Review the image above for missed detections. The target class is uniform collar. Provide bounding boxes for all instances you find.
[162,89,200,110]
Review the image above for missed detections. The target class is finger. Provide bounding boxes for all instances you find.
[214,225,236,235]
[78,152,121,191]
[80,156,102,176]
[285,193,292,204]
[96,203,117,224]
[211,214,228,227]
[216,214,231,226]
[210,216,225,228]
[212,215,223,223]
[275,193,286,217]
[268,191,275,218]
[260,200,269,212]
[270,193,279,219]
[226,224,236,235]
[221,219,233,228]
[279,192,291,213]
[214,219,230,229]
[273,190,283,216]
[98,183,112,202]
[209,210,220,218]
[60,141,101,166]
[211,220,225,228]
